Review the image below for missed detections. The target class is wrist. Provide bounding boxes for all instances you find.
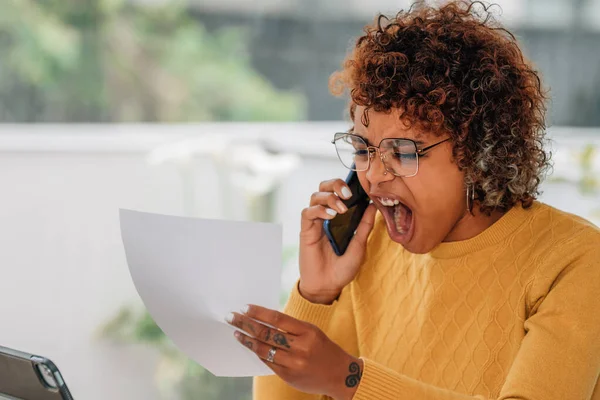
[330,356,363,400]
[298,282,341,305]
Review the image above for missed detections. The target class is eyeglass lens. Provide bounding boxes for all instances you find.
[333,133,418,177]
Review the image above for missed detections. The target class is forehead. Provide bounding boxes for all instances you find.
[352,106,430,144]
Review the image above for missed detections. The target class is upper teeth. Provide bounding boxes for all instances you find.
[379,197,400,207]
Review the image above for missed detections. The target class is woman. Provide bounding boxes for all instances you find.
[227,1,600,399]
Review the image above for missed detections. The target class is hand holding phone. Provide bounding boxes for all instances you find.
[298,170,376,305]
[323,170,371,256]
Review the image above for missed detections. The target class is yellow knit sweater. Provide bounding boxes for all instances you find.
[254,201,600,400]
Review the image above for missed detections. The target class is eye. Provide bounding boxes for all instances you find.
[354,149,369,156]
[392,152,417,160]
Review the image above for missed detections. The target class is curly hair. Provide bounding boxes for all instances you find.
[329,0,551,214]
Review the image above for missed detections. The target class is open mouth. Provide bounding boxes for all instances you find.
[376,196,414,244]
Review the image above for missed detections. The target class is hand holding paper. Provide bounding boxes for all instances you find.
[119,209,282,377]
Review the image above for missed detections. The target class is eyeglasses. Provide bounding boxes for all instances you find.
[332,132,450,177]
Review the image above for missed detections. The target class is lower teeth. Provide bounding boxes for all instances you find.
[394,204,406,234]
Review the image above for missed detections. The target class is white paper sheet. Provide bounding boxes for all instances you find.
[119,209,282,377]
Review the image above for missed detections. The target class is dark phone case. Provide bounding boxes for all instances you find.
[0,346,73,400]
[323,170,370,256]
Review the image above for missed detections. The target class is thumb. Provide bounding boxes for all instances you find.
[344,204,377,258]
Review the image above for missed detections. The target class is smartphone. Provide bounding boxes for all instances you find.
[323,169,370,256]
[0,345,73,400]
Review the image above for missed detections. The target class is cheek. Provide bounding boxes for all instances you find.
[357,172,369,193]
[412,144,463,206]
[409,167,465,215]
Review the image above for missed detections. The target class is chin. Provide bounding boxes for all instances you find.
[383,219,439,254]
[396,238,436,254]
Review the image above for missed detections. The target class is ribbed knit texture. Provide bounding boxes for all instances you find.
[254,202,600,400]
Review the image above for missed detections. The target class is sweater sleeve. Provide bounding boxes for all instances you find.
[253,280,359,400]
[350,232,600,400]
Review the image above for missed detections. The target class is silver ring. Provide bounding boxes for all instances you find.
[266,347,277,363]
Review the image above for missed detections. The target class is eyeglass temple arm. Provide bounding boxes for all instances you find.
[417,137,450,154]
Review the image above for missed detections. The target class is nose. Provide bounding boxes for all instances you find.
[365,149,394,186]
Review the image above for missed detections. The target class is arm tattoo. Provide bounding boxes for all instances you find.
[273,332,291,348]
[344,362,362,388]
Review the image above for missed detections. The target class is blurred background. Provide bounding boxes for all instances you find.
[0,0,598,399]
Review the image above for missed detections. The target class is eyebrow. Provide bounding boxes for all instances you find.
[352,132,425,147]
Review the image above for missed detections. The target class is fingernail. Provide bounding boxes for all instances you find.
[337,200,347,213]
[225,312,234,325]
[326,208,337,216]
[341,187,352,199]
[234,331,241,338]
[240,304,249,314]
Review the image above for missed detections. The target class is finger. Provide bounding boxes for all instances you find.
[259,357,288,377]
[234,330,292,368]
[309,192,348,214]
[243,305,308,336]
[228,312,297,350]
[300,205,337,232]
[344,204,377,256]
[318,179,353,200]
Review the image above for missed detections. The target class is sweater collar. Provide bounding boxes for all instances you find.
[428,201,541,259]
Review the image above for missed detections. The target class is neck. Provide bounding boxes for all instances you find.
[444,204,506,242]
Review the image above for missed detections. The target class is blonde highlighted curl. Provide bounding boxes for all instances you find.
[330,1,551,214]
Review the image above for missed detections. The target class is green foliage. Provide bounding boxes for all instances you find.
[101,242,298,399]
[548,143,600,223]
[135,311,168,343]
[577,144,599,195]
[101,306,252,399]
[101,244,299,399]
[0,0,306,122]
[178,364,252,400]
[0,1,79,84]
[548,144,599,195]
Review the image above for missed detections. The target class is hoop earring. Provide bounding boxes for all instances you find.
[466,184,475,215]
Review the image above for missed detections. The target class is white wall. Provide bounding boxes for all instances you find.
[0,124,598,399]
[0,152,183,399]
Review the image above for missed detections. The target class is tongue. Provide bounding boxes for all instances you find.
[393,203,412,234]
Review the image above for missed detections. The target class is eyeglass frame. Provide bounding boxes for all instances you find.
[331,132,451,178]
